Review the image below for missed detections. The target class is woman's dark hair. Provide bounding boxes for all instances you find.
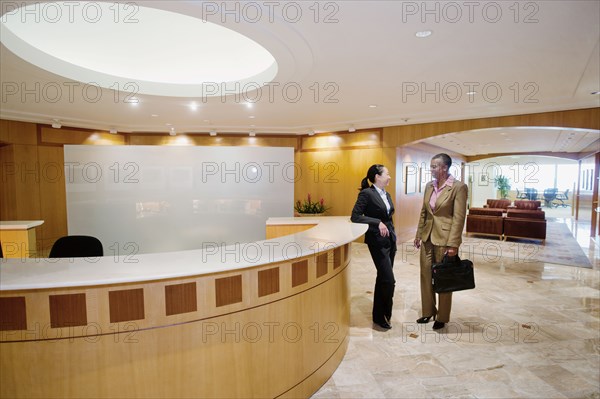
[360,164,385,190]
[432,153,452,169]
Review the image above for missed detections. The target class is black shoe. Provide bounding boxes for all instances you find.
[374,320,392,329]
[432,321,445,330]
[416,315,434,324]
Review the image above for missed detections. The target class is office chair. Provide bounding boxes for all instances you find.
[543,188,558,208]
[515,188,528,200]
[555,189,570,207]
[525,188,538,201]
[49,235,103,258]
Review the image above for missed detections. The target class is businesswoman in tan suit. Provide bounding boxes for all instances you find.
[351,164,396,330]
[414,154,468,330]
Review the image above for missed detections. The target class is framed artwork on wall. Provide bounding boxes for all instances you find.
[479,172,489,186]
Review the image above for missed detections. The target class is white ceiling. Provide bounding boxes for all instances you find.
[1,0,599,155]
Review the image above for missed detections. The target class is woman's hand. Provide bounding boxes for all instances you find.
[378,222,389,237]
[414,238,421,249]
[446,247,458,257]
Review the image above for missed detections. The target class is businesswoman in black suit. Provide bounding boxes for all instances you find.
[351,164,397,330]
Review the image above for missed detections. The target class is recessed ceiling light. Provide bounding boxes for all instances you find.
[249,116,256,119]
[466,91,476,95]
[245,102,254,109]
[415,30,432,38]
[189,102,198,111]
[151,114,159,117]
[368,104,377,108]
[129,97,139,106]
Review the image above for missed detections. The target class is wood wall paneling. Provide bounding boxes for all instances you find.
[128,134,298,148]
[40,127,125,145]
[37,145,67,253]
[0,120,37,145]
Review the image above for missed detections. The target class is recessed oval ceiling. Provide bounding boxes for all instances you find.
[0,2,278,97]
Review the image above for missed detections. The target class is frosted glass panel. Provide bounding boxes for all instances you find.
[64,145,294,254]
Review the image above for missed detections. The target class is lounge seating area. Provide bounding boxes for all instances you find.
[466,199,546,244]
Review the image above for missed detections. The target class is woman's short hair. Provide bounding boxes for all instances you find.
[432,153,452,169]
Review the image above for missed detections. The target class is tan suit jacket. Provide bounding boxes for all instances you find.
[415,179,468,248]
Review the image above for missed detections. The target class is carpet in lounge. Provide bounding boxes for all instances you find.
[459,222,592,268]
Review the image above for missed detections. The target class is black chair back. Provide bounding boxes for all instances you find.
[0,243,3,258]
[49,236,103,258]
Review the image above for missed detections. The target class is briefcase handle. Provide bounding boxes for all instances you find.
[441,254,461,265]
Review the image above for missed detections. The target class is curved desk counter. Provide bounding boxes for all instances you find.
[0,216,367,399]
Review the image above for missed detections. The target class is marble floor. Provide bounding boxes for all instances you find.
[313,219,600,399]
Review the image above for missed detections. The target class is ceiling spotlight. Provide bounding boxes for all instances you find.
[348,125,356,133]
[209,130,217,136]
[368,104,377,108]
[249,131,256,137]
[169,127,176,136]
[51,119,61,129]
[307,130,315,136]
[189,102,198,111]
[245,102,254,109]
[415,30,432,38]
[109,128,117,134]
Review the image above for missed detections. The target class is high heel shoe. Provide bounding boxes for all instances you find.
[432,321,445,330]
[416,315,434,324]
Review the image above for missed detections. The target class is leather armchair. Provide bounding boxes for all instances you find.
[503,209,546,244]
[466,208,504,240]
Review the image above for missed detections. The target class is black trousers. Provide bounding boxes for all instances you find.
[367,236,397,323]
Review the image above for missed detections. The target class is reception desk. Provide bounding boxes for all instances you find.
[0,220,44,258]
[0,216,367,398]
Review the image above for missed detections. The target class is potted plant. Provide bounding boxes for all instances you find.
[294,193,330,216]
[494,175,511,199]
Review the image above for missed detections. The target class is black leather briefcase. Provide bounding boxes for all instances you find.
[432,255,475,293]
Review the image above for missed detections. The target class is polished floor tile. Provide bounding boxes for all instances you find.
[313,219,600,399]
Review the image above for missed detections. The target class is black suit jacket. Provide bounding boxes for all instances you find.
[351,186,396,245]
